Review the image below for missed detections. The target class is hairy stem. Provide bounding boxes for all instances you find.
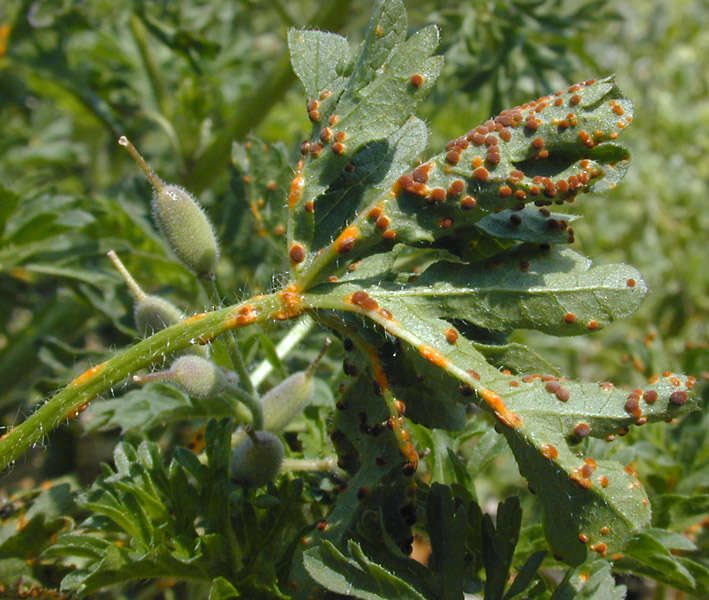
[201,276,256,397]
[0,293,283,472]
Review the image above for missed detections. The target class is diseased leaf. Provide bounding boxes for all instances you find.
[305,245,696,564]
[475,207,580,245]
[287,1,443,263]
[307,245,647,339]
[551,560,626,600]
[288,30,350,101]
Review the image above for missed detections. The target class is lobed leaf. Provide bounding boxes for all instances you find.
[287,0,443,266]
[303,540,427,600]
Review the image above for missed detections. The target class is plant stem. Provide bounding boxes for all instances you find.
[183,0,356,193]
[226,381,263,431]
[280,456,348,479]
[201,276,256,397]
[0,293,283,473]
[250,314,314,388]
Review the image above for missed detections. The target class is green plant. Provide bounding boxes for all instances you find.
[0,1,707,599]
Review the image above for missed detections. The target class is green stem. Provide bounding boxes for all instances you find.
[183,0,356,194]
[280,456,348,479]
[201,277,256,397]
[250,314,315,388]
[226,381,263,431]
[0,293,283,473]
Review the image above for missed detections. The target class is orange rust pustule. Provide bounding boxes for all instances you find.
[288,175,304,208]
[367,346,389,393]
[444,328,459,344]
[71,362,106,387]
[410,73,424,88]
[63,400,91,421]
[349,290,379,311]
[182,312,206,325]
[227,304,259,327]
[395,173,429,197]
[334,225,360,253]
[413,163,434,183]
[289,243,306,264]
[419,345,448,367]
[479,388,523,428]
[274,284,303,320]
[540,443,558,459]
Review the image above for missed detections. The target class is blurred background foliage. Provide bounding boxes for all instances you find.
[0,0,707,597]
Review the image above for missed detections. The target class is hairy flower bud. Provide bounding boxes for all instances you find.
[230,430,284,487]
[260,338,331,432]
[107,250,208,356]
[134,355,225,398]
[118,136,219,277]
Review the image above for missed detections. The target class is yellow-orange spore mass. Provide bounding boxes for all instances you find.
[334,225,360,253]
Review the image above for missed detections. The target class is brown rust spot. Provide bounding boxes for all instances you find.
[410,74,424,88]
[289,243,306,264]
[540,444,558,459]
[334,225,360,253]
[350,290,379,312]
[444,328,458,344]
[368,206,383,220]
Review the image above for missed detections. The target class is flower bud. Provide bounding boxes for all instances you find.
[118,137,219,277]
[230,430,284,487]
[107,250,208,356]
[260,338,331,432]
[134,355,225,399]
[107,250,183,335]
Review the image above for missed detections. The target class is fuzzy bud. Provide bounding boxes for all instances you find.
[134,295,183,336]
[118,136,219,277]
[230,430,284,487]
[171,355,225,398]
[260,338,331,432]
[152,184,219,277]
[134,355,225,398]
[107,250,207,356]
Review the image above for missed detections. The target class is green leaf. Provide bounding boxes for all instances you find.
[288,0,443,259]
[551,560,626,600]
[84,383,238,434]
[503,550,547,599]
[288,30,350,101]
[652,493,709,530]
[209,576,241,600]
[303,540,427,600]
[475,207,580,245]
[307,245,647,337]
[483,497,522,600]
[611,530,702,592]
[426,483,467,599]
